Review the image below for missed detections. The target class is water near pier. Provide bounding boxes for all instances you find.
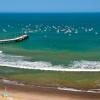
[0,13,100,71]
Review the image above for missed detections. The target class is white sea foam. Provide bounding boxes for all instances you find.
[57,87,82,92]
[0,52,100,72]
[57,87,100,93]
[69,60,100,69]
[0,51,3,53]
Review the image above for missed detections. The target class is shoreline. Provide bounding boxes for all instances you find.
[0,79,100,94]
[0,81,100,100]
[1,64,100,72]
[0,66,100,90]
[0,66,100,99]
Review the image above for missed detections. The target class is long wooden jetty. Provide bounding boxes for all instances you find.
[0,34,28,43]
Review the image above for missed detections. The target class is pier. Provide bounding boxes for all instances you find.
[0,34,28,43]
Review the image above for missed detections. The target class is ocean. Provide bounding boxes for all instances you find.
[0,13,100,71]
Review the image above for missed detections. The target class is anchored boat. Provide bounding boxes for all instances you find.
[0,34,28,43]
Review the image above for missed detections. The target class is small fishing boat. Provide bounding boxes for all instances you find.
[0,34,28,43]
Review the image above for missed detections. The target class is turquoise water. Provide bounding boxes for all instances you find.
[0,13,100,71]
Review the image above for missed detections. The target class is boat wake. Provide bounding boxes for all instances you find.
[0,52,100,72]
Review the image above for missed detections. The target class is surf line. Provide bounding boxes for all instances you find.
[0,34,29,43]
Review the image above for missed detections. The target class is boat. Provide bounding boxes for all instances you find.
[0,34,28,43]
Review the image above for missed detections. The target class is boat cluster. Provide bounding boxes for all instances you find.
[0,24,99,36]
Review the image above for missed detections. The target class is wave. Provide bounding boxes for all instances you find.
[0,52,100,72]
[57,87,100,93]
[0,50,3,53]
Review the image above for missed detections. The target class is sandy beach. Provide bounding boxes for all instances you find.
[0,76,100,100]
[0,85,99,100]
[0,90,99,100]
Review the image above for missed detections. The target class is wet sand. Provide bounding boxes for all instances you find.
[0,85,100,100]
[0,78,100,100]
[0,90,100,100]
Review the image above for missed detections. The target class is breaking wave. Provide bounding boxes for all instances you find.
[0,51,3,53]
[0,51,100,71]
